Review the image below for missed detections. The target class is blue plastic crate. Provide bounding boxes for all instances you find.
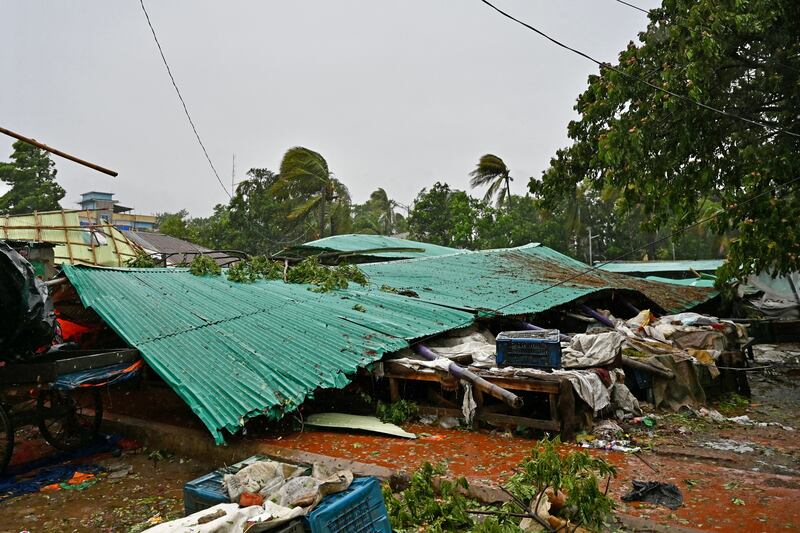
[183,470,228,516]
[496,330,562,369]
[184,454,278,516]
[303,477,391,533]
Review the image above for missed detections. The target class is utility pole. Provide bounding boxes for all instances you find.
[231,154,236,196]
[588,226,600,265]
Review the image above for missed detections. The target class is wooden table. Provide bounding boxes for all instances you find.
[381,362,579,440]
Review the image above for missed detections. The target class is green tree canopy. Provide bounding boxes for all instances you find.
[156,209,190,239]
[534,0,800,279]
[407,182,484,248]
[0,141,65,214]
[352,188,402,235]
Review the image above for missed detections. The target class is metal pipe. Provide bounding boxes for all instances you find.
[415,344,523,409]
[520,322,572,342]
[578,304,616,328]
[0,126,118,177]
[618,297,640,316]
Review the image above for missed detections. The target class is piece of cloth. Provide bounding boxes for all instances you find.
[461,381,477,424]
[224,461,285,503]
[561,331,625,368]
[622,480,683,510]
[0,464,105,502]
[265,463,353,510]
[144,503,267,533]
[487,367,610,412]
[52,359,144,390]
[650,355,707,411]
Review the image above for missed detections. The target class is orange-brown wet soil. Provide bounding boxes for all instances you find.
[262,420,799,532]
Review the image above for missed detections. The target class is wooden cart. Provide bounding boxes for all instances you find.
[0,348,140,473]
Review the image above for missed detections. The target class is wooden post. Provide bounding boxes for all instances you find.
[389,378,400,403]
[557,379,577,441]
[60,210,74,264]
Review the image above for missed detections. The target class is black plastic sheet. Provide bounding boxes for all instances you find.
[622,480,683,509]
[0,241,55,360]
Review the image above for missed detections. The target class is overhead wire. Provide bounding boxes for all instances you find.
[138,0,232,198]
[478,0,800,138]
[613,0,650,14]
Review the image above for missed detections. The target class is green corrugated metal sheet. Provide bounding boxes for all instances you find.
[644,276,717,288]
[302,234,460,259]
[360,244,716,315]
[62,265,473,444]
[599,259,724,274]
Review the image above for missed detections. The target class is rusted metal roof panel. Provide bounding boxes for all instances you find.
[359,244,716,315]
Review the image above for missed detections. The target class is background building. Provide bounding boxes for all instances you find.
[77,191,157,231]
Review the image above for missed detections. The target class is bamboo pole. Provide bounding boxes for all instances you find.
[0,126,117,177]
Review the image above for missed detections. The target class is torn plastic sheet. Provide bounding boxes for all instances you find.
[0,241,55,359]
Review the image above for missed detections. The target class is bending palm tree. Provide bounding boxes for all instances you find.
[269,147,334,238]
[469,154,513,208]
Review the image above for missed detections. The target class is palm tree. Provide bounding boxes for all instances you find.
[272,147,345,238]
[369,188,393,234]
[469,154,513,208]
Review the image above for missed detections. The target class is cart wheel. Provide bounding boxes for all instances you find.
[0,404,13,473]
[37,389,103,451]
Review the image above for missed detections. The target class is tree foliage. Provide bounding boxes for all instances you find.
[352,188,406,235]
[0,141,65,215]
[272,147,352,238]
[408,182,485,248]
[470,154,513,208]
[534,0,800,278]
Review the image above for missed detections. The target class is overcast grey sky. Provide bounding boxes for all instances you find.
[1,0,658,217]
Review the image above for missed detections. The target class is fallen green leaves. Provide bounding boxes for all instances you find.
[376,399,420,425]
[384,437,618,532]
[127,249,156,268]
[189,254,221,276]
[383,462,518,533]
[189,253,370,293]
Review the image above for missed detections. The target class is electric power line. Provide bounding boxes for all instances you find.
[138,0,232,198]
[614,0,650,14]
[478,0,800,138]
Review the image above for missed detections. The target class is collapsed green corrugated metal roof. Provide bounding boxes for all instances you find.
[359,244,717,315]
[62,265,473,444]
[61,244,716,443]
[301,234,460,259]
[599,259,724,274]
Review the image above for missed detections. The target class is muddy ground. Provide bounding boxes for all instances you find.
[1,343,798,532]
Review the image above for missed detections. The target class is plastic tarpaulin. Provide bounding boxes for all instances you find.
[0,241,55,360]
